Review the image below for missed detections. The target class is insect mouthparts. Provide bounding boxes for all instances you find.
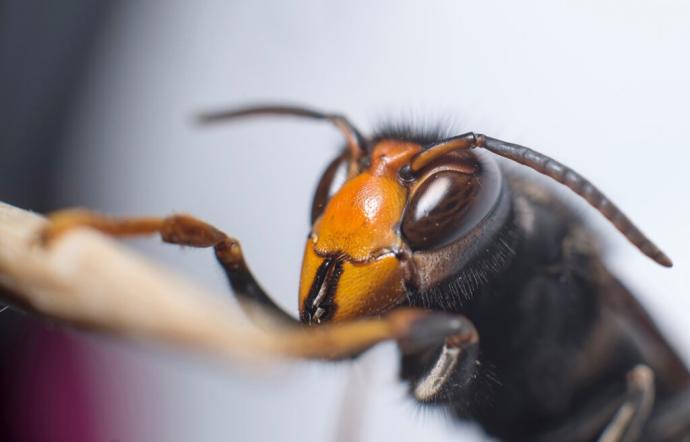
[303,257,343,324]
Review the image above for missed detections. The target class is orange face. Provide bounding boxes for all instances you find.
[299,141,421,323]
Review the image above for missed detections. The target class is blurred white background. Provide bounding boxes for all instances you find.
[53,1,689,441]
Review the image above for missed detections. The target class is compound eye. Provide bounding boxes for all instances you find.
[401,154,502,251]
[311,153,349,223]
[402,171,479,250]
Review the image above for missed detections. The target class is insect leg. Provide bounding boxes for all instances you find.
[40,209,295,323]
[642,386,690,440]
[39,210,473,360]
[598,365,655,442]
[531,366,655,442]
[410,315,479,402]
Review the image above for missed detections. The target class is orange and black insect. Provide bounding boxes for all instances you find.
[44,104,689,441]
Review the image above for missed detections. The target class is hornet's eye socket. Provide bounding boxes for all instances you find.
[310,153,350,223]
[401,154,501,250]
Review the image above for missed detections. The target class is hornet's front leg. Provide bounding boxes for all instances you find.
[598,365,655,442]
[40,209,472,360]
[41,209,296,324]
[400,315,480,403]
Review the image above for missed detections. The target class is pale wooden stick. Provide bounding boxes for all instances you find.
[0,201,424,363]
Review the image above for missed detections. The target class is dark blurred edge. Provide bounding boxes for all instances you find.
[0,0,116,211]
[0,2,117,440]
